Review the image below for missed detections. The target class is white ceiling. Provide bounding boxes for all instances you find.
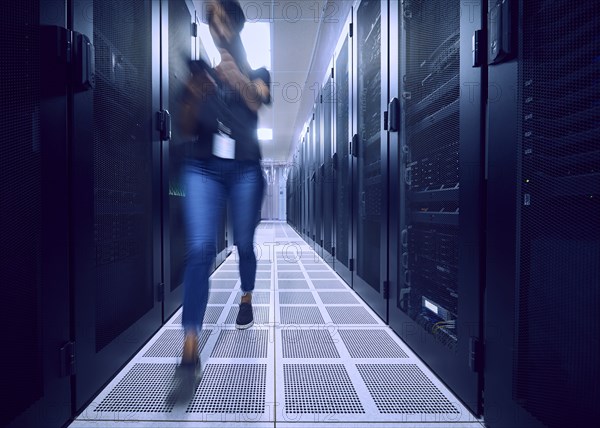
[193,0,351,163]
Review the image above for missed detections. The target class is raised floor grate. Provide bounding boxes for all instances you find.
[143,329,212,358]
[187,364,267,414]
[277,279,310,289]
[326,307,379,325]
[235,291,271,304]
[338,330,409,358]
[283,364,364,414]
[278,271,305,279]
[279,291,316,304]
[312,279,347,290]
[281,329,340,359]
[356,364,460,414]
[171,306,224,325]
[210,329,269,358]
[208,292,231,304]
[280,307,325,325]
[211,279,238,289]
[318,291,359,304]
[225,306,270,325]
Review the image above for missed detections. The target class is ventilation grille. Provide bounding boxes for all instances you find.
[281,330,340,358]
[143,329,211,358]
[208,292,231,304]
[327,307,379,324]
[213,271,239,279]
[357,364,460,414]
[278,271,305,279]
[235,291,270,304]
[95,364,178,412]
[516,2,600,426]
[280,307,325,325]
[278,265,303,271]
[172,307,223,325]
[210,279,238,289]
[253,279,272,289]
[277,279,310,289]
[318,292,359,304]
[93,0,155,351]
[225,306,270,324]
[339,330,409,358]
[1,0,43,423]
[279,291,316,304]
[312,280,347,290]
[187,364,266,413]
[211,330,268,358]
[284,364,364,414]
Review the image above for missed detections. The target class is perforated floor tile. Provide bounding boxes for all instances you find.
[277,279,310,289]
[283,364,364,414]
[302,264,330,271]
[281,330,340,359]
[338,330,409,359]
[211,329,269,358]
[224,306,270,324]
[187,364,267,414]
[277,265,302,270]
[211,279,238,289]
[280,307,325,325]
[213,271,240,279]
[326,306,380,325]
[305,271,337,279]
[318,291,359,304]
[208,292,232,304]
[256,271,272,279]
[356,364,460,414]
[311,279,347,289]
[279,291,316,304]
[171,306,223,325]
[254,279,272,289]
[234,291,271,304]
[93,363,179,413]
[143,329,212,358]
[278,271,305,279]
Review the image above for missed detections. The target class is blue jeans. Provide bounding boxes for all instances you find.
[181,157,264,335]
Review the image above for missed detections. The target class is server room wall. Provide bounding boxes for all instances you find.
[288,0,599,427]
[2,1,229,427]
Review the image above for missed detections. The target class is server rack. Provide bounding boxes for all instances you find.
[322,66,335,267]
[332,13,353,286]
[351,0,389,320]
[3,1,72,426]
[485,1,600,426]
[388,0,485,415]
[70,0,164,410]
[314,99,323,257]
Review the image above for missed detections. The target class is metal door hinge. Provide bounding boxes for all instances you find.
[349,258,354,272]
[472,29,484,67]
[349,22,353,37]
[192,22,198,37]
[383,281,390,299]
[59,341,76,377]
[469,337,484,372]
[332,246,336,257]
[157,282,165,302]
[157,110,171,141]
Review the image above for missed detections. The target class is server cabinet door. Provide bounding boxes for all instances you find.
[333,17,353,286]
[485,1,600,427]
[3,1,72,426]
[314,99,323,256]
[162,0,198,322]
[351,0,388,320]
[71,0,163,411]
[322,73,335,267]
[388,0,484,415]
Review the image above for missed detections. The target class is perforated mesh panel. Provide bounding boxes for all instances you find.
[225,306,270,324]
[327,307,379,324]
[312,279,347,289]
[339,330,409,358]
[234,291,270,304]
[306,271,337,280]
[280,307,325,325]
[303,264,330,271]
[210,279,238,289]
[279,291,316,304]
[94,364,179,412]
[357,364,460,414]
[278,264,302,271]
[281,330,340,358]
[93,0,154,350]
[516,2,600,426]
[210,330,268,358]
[284,365,364,413]
[172,306,223,325]
[401,0,461,349]
[278,271,305,279]
[187,364,266,413]
[213,271,239,279]
[1,0,43,423]
[208,292,231,304]
[318,292,359,304]
[253,279,272,289]
[277,279,310,289]
[143,329,211,357]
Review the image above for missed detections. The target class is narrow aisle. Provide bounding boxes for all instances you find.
[70,222,483,428]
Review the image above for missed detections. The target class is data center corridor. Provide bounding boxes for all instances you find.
[68,222,484,428]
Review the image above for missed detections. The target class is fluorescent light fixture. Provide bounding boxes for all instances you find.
[257,128,273,141]
[198,22,271,71]
[241,22,271,70]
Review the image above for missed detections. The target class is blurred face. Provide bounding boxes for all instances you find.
[207,1,235,48]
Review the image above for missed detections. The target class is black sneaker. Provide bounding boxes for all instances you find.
[171,357,201,403]
[235,302,254,329]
